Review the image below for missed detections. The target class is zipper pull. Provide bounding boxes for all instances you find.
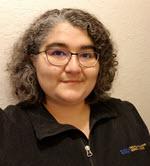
[85,145,93,157]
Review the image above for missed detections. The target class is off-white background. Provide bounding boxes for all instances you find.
[0,0,150,130]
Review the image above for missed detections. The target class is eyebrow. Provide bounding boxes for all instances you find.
[44,42,95,50]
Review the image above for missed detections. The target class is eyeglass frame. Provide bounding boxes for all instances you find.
[38,48,100,68]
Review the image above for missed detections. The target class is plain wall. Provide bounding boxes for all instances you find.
[0,0,150,130]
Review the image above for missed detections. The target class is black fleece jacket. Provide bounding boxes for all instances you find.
[0,98,150,166]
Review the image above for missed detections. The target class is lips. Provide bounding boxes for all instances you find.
[61,80,82,83]
[61,78,84,83]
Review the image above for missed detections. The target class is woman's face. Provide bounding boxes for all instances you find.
[33,22,99,106]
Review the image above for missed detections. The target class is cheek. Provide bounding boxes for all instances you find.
[91,66,100,89]
[34,59,59,91]
[91,64,100,80]
[36,68,58,87]
[86,65,100,88]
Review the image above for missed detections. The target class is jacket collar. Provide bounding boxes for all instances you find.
[90,100,119,129]
[22,99,119,140]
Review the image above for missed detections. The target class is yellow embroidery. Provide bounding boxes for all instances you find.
[129,143,146,152]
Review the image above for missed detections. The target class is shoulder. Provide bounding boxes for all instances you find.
[99,97,145,124]
[94,97,139,116]
[0,102,35,135]
[0,102,38,158]
[106,98,146,122]
[0,102,38,148]
[99,97,150,139]
[99,97,142,117]
[0,102,29,124]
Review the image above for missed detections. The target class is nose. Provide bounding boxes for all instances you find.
[65,55,81,73]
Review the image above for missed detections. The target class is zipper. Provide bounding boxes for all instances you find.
[81,139,95,166]
[81,107,97,166]
[85,145,93,157]
[84,144,94,166]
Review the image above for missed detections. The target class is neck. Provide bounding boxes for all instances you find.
[44,100,90,138]
[44,100,89,121]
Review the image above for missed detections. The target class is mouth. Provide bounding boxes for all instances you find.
[61,79,83,84]
[62,80,82,83]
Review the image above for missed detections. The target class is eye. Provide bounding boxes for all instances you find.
[46,49,67,57]
[80,52,95,59]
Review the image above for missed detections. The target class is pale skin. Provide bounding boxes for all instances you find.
[33,22,100,138]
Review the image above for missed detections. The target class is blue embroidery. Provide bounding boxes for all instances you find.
[120,148,131,155]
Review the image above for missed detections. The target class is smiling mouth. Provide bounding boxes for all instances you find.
[61,80,83,83]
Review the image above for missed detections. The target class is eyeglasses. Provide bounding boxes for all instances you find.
[39,48,99,67]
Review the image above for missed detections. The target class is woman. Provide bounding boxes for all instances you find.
[0,8,150,166]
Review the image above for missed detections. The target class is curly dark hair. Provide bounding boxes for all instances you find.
[7,8,118,104]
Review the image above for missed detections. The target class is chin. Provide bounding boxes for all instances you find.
[59,90,91,103]
[60,95,85,105]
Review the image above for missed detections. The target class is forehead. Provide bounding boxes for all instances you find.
[40,22,94,50]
